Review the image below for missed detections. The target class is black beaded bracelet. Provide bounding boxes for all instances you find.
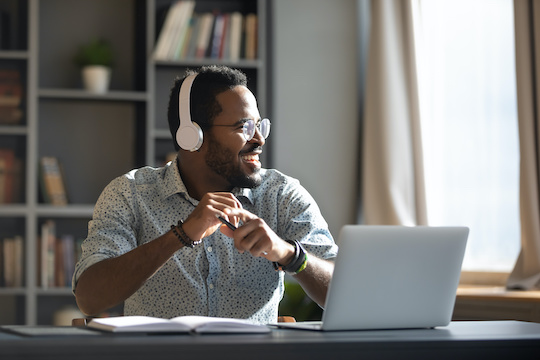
[171,220,202,248]
[273,240,308,275]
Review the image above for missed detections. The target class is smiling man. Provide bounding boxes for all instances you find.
[72,65,338,324]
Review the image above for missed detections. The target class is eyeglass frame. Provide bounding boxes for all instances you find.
[211,118,271,141]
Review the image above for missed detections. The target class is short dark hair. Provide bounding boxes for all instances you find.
[167,65,248,151]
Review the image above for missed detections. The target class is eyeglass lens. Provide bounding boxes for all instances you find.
[243,118,271,141]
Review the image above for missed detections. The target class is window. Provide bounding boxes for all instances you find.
[413,0,520,271]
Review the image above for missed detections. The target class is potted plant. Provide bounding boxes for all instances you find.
[73,38,114,94]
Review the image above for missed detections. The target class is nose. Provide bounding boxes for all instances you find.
[249,125,266,146]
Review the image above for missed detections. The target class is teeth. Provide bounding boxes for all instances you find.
[241,154,259,161]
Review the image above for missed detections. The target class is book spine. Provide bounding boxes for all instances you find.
[244,14,258,60]
[13,235,23,287]
[210,14,225,59]
[0,69,23,125]
[0,149,15,203]
[40,157,68,206]
[228,13,242,61]
[195,13,214,59]
[1,235,23,288]
[3,237,13,287]
[46,220,56,288]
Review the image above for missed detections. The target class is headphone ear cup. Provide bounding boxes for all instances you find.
[176,121,203,151]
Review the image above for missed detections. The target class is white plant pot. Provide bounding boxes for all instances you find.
[82,65,111,94]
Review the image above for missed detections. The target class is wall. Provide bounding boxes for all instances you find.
[271,0,360,239]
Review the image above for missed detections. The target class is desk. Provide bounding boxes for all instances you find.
[1,321,540,360]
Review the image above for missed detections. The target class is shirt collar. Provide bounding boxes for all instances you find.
[233,186,255,205]
[162,156,255,205]
[162,157,190,200]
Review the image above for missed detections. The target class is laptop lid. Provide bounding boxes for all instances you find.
[319,225,468,331]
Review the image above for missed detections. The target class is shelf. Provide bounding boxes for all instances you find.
[35,288,73,296]
[0,125,27,135]
[38,89,149,102]
[0,205,94,218]
[154,128,172,139]
[0,288,26,295]
[36,205,94,218]
[0,0,269,326]
[0,205,28,216]
[0,51,29,60]
[154,58,263,69]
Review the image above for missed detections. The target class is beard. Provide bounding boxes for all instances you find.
[205,139,262,189]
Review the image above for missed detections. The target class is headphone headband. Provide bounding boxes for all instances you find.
[176,74,203,151]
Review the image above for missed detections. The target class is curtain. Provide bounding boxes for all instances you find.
[507,0,540,290]
[360,0,427,226]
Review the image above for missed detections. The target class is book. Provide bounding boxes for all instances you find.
[2,237,14,287]
[184,14,201,59]
[177,15,197,59]
[195,13,214,59]
[58,234,76,287]
[2,235,23,287]
[39,156,68,206]
[218,13,230,59]
[54,233,65,287]
[12,235,23,287]
[209,13,225,59]
[244,14,258,60]
[87,315,271,334]
[0,148,18,204]
[40,219,56,288]
[0,153,6,203]
[0,69,23,125]
[228,12,243,61]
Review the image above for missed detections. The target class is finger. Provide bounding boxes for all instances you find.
[243,235,271,258]
[219,223,235,238]
[223,207,258,225]
[206,193,243,209]
[233,221,273,257]
[205,194,244,226]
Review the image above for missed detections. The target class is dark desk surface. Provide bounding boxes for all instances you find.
[1,321,540,360]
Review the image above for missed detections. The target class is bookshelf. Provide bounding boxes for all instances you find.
[0,0,270,325]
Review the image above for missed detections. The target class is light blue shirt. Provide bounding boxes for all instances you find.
[72,160,338,324]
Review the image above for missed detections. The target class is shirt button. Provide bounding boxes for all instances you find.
[207,246,213,252]
[209,283,214,289]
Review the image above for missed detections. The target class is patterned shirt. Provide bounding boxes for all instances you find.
[72,160,338,324]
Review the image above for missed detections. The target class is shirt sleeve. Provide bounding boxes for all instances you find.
[277,177,339,260]
[72,174,140,293]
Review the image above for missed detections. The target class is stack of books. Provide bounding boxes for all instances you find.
[153,0,258,61]
[39,220,83,288]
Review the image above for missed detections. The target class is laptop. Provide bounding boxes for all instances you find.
[275,225,468,331]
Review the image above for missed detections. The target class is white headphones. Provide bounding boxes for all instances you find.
[176,74,203,151]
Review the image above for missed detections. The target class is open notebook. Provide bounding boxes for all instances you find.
[276,225,468,331]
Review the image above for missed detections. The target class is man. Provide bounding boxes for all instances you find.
[72,65,337,324]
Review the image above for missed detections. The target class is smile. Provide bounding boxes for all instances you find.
[241,154,260,162]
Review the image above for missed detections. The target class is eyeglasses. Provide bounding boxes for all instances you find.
[212,118,271,141]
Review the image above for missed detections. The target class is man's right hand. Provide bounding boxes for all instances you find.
[181,192,243,241]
